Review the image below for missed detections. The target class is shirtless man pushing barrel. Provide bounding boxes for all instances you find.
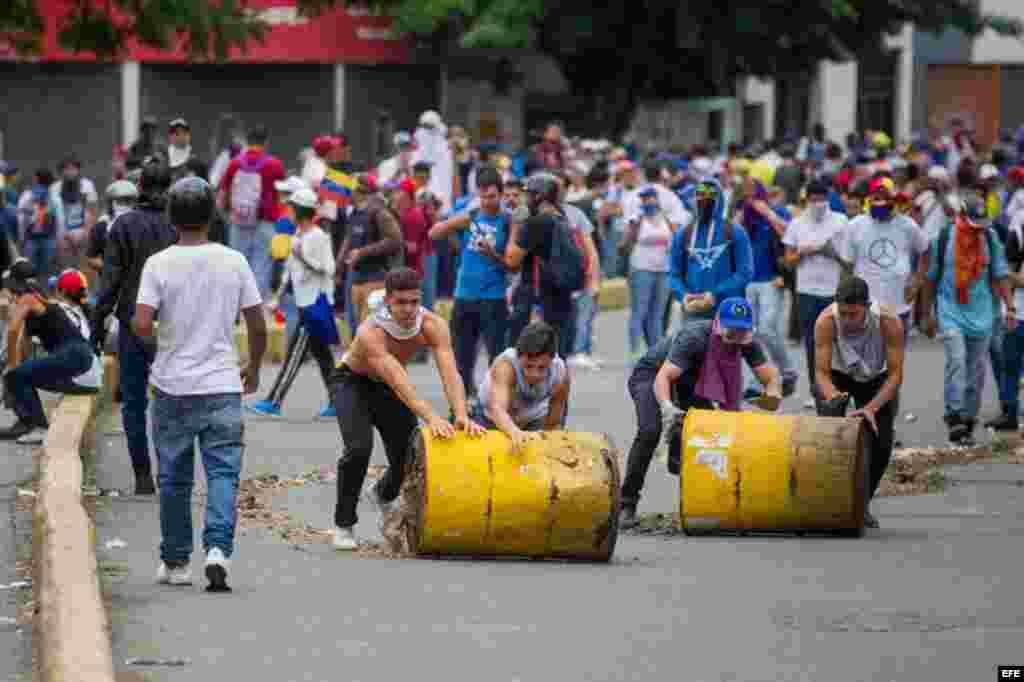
[330,267,486,550]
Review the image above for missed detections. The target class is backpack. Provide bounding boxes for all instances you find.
[934,222,999,287]
[28,192,56,238]
[538,215,586,294]
[229,155,268,226]
[678,220,737,284]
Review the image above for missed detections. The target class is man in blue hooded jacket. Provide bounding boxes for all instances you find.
[668,179,754,327]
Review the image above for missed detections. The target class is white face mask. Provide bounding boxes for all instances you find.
[808,201,828,222]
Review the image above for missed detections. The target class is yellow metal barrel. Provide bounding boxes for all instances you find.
[679,410,868,536]
[401,428,621,561]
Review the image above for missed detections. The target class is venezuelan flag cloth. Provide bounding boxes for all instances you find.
[319,168,355,221]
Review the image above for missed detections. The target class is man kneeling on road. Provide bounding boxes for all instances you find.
[473,321,571,450]
[620,297,781,527]
[814,276,904,530]
[330,266,486,550]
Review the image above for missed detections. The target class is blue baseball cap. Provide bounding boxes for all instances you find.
[718,297,753,330]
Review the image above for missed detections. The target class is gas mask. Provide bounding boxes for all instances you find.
[869,204,893,221]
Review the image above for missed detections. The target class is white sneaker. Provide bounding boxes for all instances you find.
[803,398,815,410]
[333,526,358,551]
[204,547,231,592]
[568,354,599,371]
[588,354,606,368]
[16,427,47,445]
[156,562,193,586]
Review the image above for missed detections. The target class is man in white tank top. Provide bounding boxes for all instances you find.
[474,321,571,450]
[814,276,905,529]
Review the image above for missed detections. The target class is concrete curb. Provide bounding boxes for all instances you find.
[33,393,115,682]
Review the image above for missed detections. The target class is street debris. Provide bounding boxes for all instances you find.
[904,413,917,423]
[104,538,127,550]
[0,581,31,591]
[879,444,1024,497]
[16,489,36,498]
[126,658,191,667]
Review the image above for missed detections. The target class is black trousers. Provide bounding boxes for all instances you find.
[331,365,418,528]
[263,315,335,408]
[815,371,896,499]
[620,368,711,509]
[450,298,508,396]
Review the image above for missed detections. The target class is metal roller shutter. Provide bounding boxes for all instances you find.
[0,63,121,189]
[140,64,334,176]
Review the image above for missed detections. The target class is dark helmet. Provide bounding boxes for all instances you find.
[139,157,172,197]
[2,258,38,295]
[525,172,560,211]
[168,177,215,227]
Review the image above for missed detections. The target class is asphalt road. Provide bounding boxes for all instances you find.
[4,309,1023,682]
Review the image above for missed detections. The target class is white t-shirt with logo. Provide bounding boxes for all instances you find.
[842,214,929,315]
[138,243,262,396]
[782,210,849,298]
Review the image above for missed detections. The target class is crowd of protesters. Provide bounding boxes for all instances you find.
[5,108,1024,584]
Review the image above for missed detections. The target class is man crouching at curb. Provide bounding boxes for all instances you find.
[330,266,487,551]
[472,321,571,451]
[814,276,904,530]
[619,297,781,529]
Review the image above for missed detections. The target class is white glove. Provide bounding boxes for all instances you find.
[659,400,685,449]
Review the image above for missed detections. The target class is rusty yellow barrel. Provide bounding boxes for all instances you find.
[679,410,868,536]
[401,428,621,561]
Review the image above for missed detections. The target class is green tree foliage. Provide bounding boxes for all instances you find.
[1,0,269,59]
[2,1,1020,134]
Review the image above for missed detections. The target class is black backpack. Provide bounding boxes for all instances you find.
[539,215,586,294]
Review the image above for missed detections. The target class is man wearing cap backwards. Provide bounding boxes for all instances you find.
[92,159,177,496]
[815,276,906,529]
[250,187,340,420]
[167,118,197,183]
[377,131,416,186]
[329,266,486,550]
[619,297,781,527]
[922,191,1014,443]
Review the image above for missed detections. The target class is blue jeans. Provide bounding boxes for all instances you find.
[629,270,670,355]
[4,338,94,426]
[279,290,299,344]
[24,237,55,279]
[797,293,833,398]
[990,314,1011,408]
[942,326,989,421]
[601,228,625,278]
[451,298,508,394]
[153,390,244,564]
[746,280,797,383]
[573,290,598,356]
[1002,320,1024,416]
[119,326,156,475]
[229,221,275,301]
[421,251,438,312]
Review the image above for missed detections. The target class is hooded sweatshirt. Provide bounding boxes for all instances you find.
[669,178,753,315]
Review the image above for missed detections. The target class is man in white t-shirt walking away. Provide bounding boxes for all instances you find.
[783,180,850,407]
[133,177,267,592]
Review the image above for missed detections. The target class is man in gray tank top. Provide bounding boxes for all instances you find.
[473,321,571,451]
[814,276,905,529]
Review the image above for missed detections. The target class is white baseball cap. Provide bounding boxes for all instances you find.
[288,188,319,210]
[419,110,442,128]
[274,176,307,195]
[979,163,1000,181]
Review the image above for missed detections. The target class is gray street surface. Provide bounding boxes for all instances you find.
[3,309,1024,682]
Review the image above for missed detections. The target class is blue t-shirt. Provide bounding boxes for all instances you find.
[454,209,509,301]
[928,228,1009,338]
